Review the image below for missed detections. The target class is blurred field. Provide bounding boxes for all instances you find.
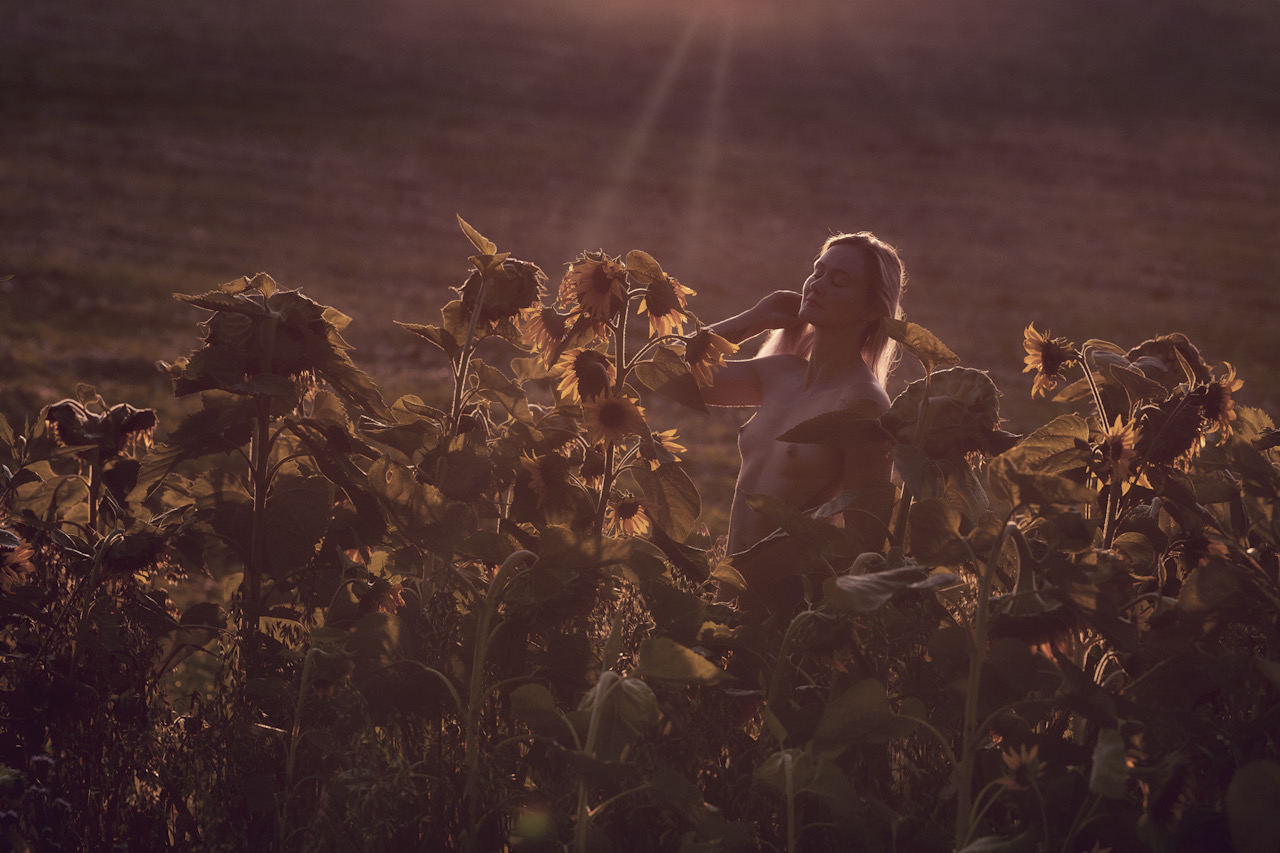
[3,0,1278,530]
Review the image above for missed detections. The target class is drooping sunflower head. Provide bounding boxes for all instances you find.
[1,527,36,592]
[457,257,546,324]
[1022,323,1078,399]
[554,348,616,403]
[582,394,647,446]
[1093,414,1138,484]
[46,399,158,458]
[1189,363,1243,437]
[1135,395,1205,466]
[559,251,627,321]
[606,496,652,537]
[520,307,570,363]
[683,329,738,389]
[638,274,694,337]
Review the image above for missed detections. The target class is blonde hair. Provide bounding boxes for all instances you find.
[759,231,906,387]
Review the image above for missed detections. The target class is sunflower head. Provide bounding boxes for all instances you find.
[456,257,545,324]
[583,394,647,446]
[606,497,652,537]
[640,428,686,469]
[638,274,694,337]
[559,251,627,321]
[520,307,570,363]
[46,398,157,458]
[1,527,36,592]
[1135,395,1205,466]
[554,348,616,403]
[1022,323,1078,398]
[997,743,1042,792]
[683,329,738,389]
[1093,414,1138,483]
[1188,363,1243,437]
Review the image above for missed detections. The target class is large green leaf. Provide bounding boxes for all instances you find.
[579,676,659,761]
[632,462,701,542]
[990,414,1090,478]
[824,565,958,613]
[743,492,856,559]
[883,318,960,375]
[776,399,891,450]
[624,250,665,284]
[633,346,707,413]
[1227,760,1280,853]
[633,637,732,684]
[987,461,1097,512]
[263,475,335,577]
[811,679,920,757]
[908,498,968,565]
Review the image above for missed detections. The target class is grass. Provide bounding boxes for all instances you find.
[3,0,1278,526]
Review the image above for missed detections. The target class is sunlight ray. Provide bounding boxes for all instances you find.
[572,10,704,250]
[676,16,734,275]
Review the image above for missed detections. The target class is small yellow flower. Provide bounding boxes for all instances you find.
[582,395,647,446]
[1094,414,1138,483]
[1022,322,1077,399]
[641,428,686,469]
[683,329,738,389]
[637,275,694,337]
[997,743,1042,791]
[606,497,652,537]
[1,531,36,592]
[554,348,616,403]
[559,251,627,322]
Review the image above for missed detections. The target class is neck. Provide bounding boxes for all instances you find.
[805,323,871,386]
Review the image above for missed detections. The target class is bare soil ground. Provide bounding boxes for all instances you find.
[4,0,1278,528]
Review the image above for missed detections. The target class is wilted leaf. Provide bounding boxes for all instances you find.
[883,318,960,375]
[624,250,665,285]
[457,214,497,256]
[824,566,959,613]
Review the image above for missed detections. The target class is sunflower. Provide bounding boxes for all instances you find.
[554,348,616,402]
[455,258,546,324]
[606,497,652,537]
[559,251,627,321]
[1094,414,1138,484]
[1022,322,1078,399]
[997,743,1042,792]
[45,399,157,458]
[1189,363,1243,436]
[520,307,570,364]
[641,428,686,469]
[520,451,573,507]
[638,274,694,337]
[683,329,738,389]
[582,395,647,446]
[1,529,35,592]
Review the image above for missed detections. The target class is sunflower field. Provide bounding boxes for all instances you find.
[1,219,1278,853]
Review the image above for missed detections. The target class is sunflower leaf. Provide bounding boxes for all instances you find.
[457,215,497,256]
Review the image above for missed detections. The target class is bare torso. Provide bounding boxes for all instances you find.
[726,354,890,555]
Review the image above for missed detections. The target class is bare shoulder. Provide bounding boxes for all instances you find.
[752,354,808,386]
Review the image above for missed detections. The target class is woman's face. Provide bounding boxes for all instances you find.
[798,243,877,330]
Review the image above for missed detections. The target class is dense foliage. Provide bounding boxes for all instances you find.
[2,220,1278,852]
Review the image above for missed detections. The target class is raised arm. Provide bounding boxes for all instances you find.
[699,291,803,407]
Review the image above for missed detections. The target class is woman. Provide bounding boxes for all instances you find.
[703,231,907,620]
